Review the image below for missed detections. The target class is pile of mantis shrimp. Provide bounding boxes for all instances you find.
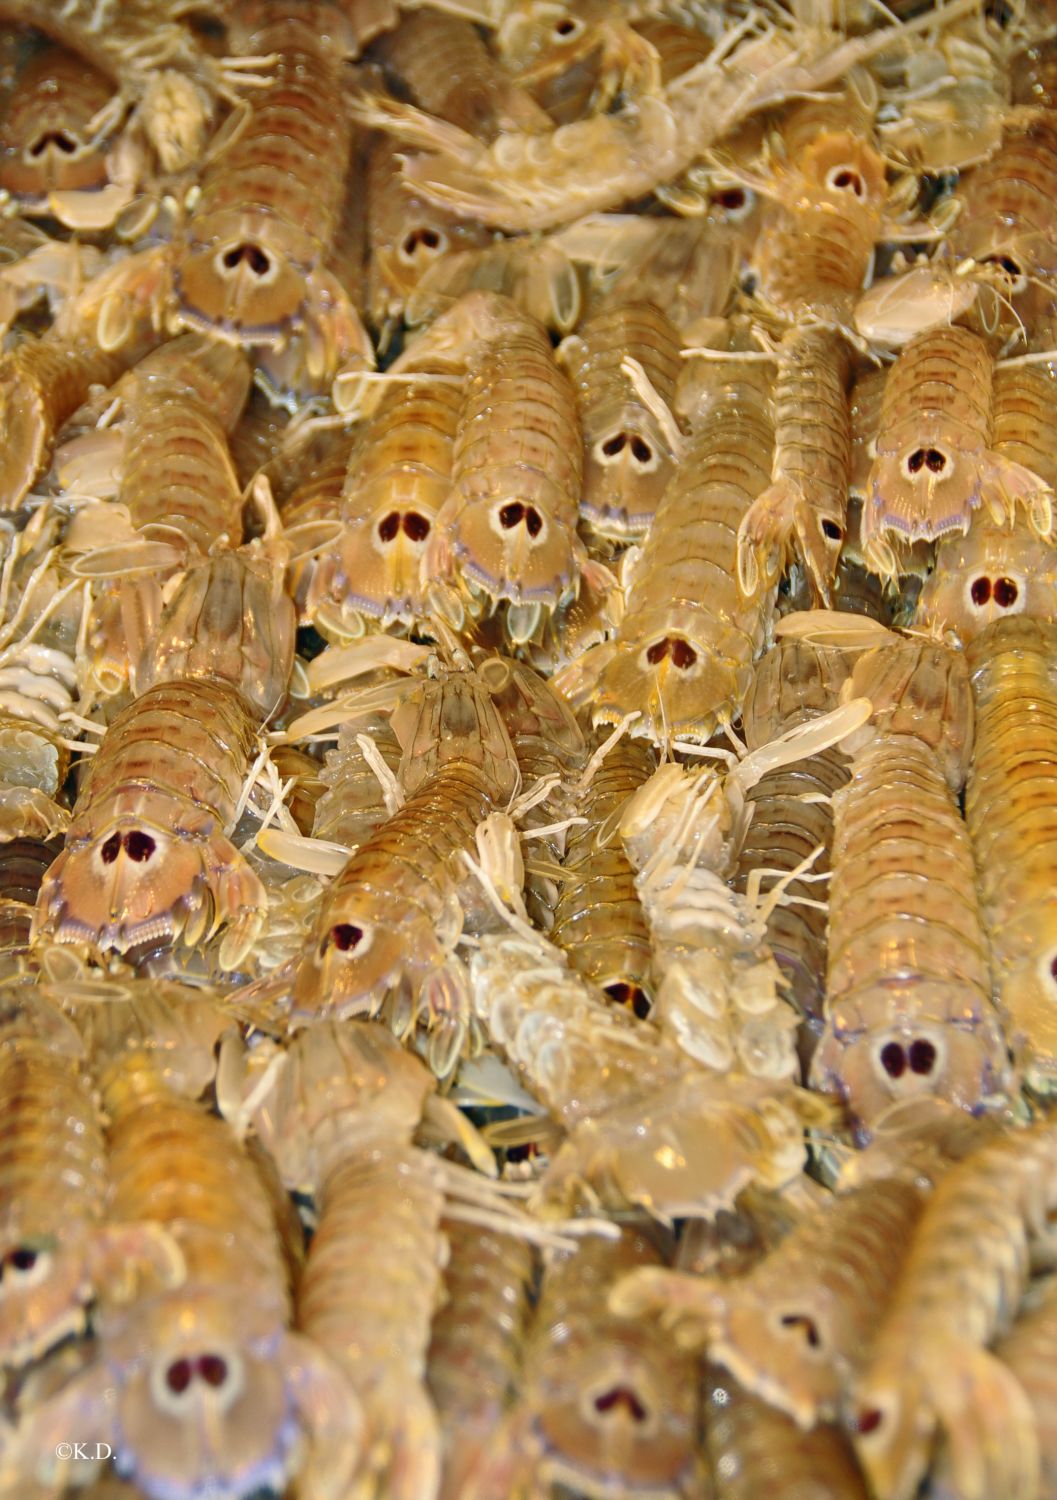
[6,0,1057,1496]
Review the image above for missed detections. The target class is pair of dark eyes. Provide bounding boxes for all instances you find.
[100,831,156,865]
[970,576,1018,607]
[377,510,430,543]
[879,1038,937,1078]
[164,1354,229,1394]
[646,636,697,669]
[907,447,947,475]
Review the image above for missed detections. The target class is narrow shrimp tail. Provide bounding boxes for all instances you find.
[594,641,751,744]
[929,1342,1040,1500]
[284,1330,364,1500]
[979,451,1054,539]
[736,479,800,599]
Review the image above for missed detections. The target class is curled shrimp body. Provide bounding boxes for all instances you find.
[852,1118,1057,1500]
[468,925,813,1221]
[811,636,1010,1134]
[733,639,853,1036]
[550,734,657,1015]
[34,677,270,971]
[964,618,1057,1093]
[12,1006,358,1500]
[350,7,969,230]
[861,326,1053,579]
[557,298,684,540]
[564,339,775,744]
[495,1226,706,1500]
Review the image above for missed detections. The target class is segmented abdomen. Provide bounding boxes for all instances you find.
[454,324,582,520]
[191,8,352,254]
[299,1147,445,1387]
[593,376,775,741]
[70,679,258,829]
[120,359,248,557]
[814,731,1005,1128]
[992,360,1057,491]
[735,750,847,1031]
[707,1370,871,1500]
[550,736,656,1012]
[0,42,115,206]
[559,298,683,538]
[965,617,1057,1088]
[426,1218,534,1440]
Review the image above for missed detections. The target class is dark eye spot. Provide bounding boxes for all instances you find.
[831,168,864,196]
[669,637,697,669]
[166,1358,193,1396]
[554,17,578,34]
[925,448,947,473]
[822,519,842,541]
[857,1408,884,1435]
[713,188,746,211]
[222,243,270,276]
[123,831,155,862]
[880,1041,906,1078]
[604,980,651,1019]
[780,1313,821,1348]
[9,1247,37,1272]
[971,576,992,605]
[907,449,926,474]
[196,1354,228,1387]
[402,511,430,542]
[594,1385,649,1422]
[601,433,626,456]
[645,639,668,664]
[908,1038,937,1074]
[100,833,122,865]
[524,506,543,537]
[498,502,524,529]
[402,226,443,255]
[330,923,364,952]
[378,511,400,543]
[630,435,652,464]
[994,577,1019,607]
[30,130,78,157]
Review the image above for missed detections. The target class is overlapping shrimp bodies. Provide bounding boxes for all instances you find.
[811,633,1010,1132]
